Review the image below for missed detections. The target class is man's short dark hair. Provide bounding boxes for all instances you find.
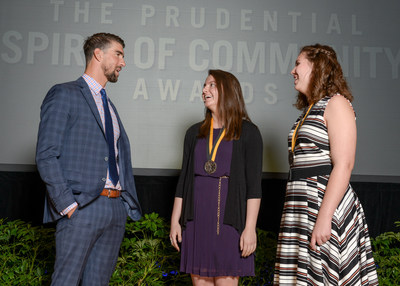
[83,33,125,66]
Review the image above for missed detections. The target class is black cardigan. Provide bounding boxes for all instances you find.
[175,120,263,234]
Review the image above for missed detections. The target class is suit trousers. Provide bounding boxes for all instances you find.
[51,195,127,286]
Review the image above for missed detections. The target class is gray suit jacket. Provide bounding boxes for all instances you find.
[36,77,141,223]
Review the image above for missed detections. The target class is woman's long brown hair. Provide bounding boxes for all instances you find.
[198,70,250,140]
[295,44,353,110]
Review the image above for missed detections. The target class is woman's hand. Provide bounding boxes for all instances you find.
[310,214,332,251]
[240,198,261,257]
[170,197,183,252]
[240,227,257,257]
[170,221,182,252]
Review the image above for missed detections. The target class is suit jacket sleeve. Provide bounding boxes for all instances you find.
[36,84,76,214]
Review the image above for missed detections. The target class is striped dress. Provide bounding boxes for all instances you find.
[274,95,379,285]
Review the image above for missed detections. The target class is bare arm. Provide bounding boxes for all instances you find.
[240,198,261,257]
[310,95,356,250]
[170,197,183,251]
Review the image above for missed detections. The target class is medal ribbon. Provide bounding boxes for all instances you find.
[291,104,314,152]
[207,118,226,162]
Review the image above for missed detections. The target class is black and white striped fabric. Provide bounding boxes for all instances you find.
[274,95,379,285]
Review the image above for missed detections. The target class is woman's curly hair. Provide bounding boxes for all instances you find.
[295,44,353,109]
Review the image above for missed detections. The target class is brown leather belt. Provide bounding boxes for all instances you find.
[100,189,121,198]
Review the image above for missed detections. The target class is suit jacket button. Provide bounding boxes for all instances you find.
[105,157,108,161]
[102,178,106,182]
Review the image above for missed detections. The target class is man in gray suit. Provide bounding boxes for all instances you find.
[36,33,141,286]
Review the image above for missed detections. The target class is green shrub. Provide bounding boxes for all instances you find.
[371,221,400,285]
[0,219,55,285]
[7,216,400,285]
[110,213,191,285]
[0,214,278,285]
[239,229,277,285]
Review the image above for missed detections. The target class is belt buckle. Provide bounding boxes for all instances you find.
[108,189,111,198]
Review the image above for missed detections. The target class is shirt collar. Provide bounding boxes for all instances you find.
[82,74,103,96]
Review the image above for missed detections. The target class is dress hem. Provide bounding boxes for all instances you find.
[180,267,255,278]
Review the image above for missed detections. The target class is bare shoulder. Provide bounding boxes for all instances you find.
[327,94,352,109]
[325,95,355,121]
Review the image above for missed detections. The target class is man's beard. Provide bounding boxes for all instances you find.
[104,65,119,83]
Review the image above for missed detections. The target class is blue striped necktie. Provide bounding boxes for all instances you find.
[100,89,119,186]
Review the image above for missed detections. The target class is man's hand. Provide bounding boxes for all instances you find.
[67,205,78,218]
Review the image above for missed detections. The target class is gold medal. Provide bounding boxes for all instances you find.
[205,118,225,175]
[204,160,217,174]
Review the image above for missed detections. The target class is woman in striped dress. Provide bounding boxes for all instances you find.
[274,44,378,285]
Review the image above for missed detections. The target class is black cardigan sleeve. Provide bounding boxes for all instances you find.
[175,122,201,228]
[244,122,263,199]
[224,120,263,233]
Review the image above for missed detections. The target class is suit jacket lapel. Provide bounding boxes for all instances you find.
[77,77,106,136]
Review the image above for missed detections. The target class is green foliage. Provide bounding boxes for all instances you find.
[0,214,278,285]
[371,221,400,285]
[0,219,55,286]
[5,215,400,285]
[110,213,191,285]
[239,229,277,285]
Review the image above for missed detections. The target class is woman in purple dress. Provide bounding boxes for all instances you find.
[170,69,263,285]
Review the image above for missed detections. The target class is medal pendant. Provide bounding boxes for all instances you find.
[204,160,217,174]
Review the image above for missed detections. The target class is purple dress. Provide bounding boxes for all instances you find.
[180,129,254,277]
